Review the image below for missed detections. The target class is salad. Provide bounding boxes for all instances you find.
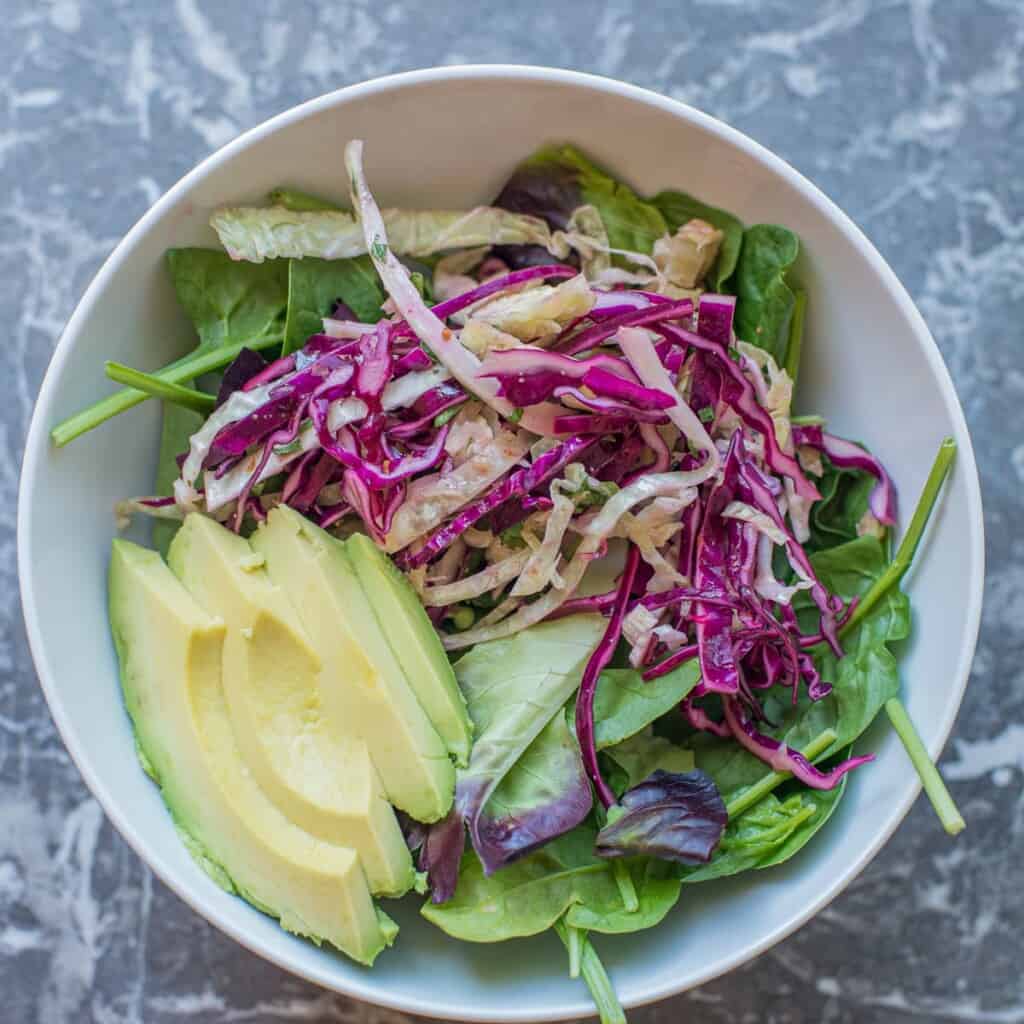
[57,141,964,1022]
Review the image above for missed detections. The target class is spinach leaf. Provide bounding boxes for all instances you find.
[151,401,203,556]
[604,729,695,788]
[165,248,289,353]
[495,143,667,255]
[650,190,744,291]
[52,249,289,446]
[453,615,606,874]
[564,856,681,935]
[422,820,680,941]
[282,256,386,354]
[733,224,800,365]
[788,536,910,753]
[806,454,878,553]
[591,661,701,751]
[681,782,845,883]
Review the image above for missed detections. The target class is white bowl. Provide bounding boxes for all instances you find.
[18,66,984,1021]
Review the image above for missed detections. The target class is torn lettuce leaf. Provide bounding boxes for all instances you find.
[452,615,605,875]
[210,205,559,263]
[595,769,727,865]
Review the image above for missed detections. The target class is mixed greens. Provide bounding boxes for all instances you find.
[61,141,965,1020]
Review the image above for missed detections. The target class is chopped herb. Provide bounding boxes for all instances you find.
[433,403,466,428]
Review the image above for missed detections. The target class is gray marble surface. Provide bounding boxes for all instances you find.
[2,1,1020,1021]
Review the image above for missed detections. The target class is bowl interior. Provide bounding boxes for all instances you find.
[19,68,983,1022]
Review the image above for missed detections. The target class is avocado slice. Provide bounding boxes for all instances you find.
[108,540,395,964]
[346,532,473,767]
[252,507,454,822]
[167,514,413,896]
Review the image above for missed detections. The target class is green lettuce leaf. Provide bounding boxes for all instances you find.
[453,615,605,873]
[210,205,557,263]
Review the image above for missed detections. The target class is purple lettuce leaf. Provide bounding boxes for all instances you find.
[452,615,606,875]
[418,808,466,904]
[216,347,268,406]
[595,769,728,865]
[470,711,592,875]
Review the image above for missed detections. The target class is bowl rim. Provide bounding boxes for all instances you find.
[17,64,984,1022]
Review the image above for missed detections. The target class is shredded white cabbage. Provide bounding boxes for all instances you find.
[384,428,530,552]
[583,471,701,542]
[420,549,531,607]
[737,342,795,451]
[618,327,719,478]
[175,381,275,509]
[381,366,452,412]
[754,533,812,605]
[654,219,723,289]
[465,273,595,342]
[459,319,525,357]
[721,500,789,546]
[510,488,575,597]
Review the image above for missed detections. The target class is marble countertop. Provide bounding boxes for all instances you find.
[3,2,1020,1021]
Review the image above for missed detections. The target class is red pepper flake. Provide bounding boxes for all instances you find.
[441,328,453,341]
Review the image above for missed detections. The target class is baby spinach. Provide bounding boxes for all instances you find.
[604,730,695,788]
[650,190,744,291]
[590,661,701,751]
[805,454,878,553]
[52,249,289,445]
[422,819,680,941]
[733,224,800,365]
[282,256,386,354]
